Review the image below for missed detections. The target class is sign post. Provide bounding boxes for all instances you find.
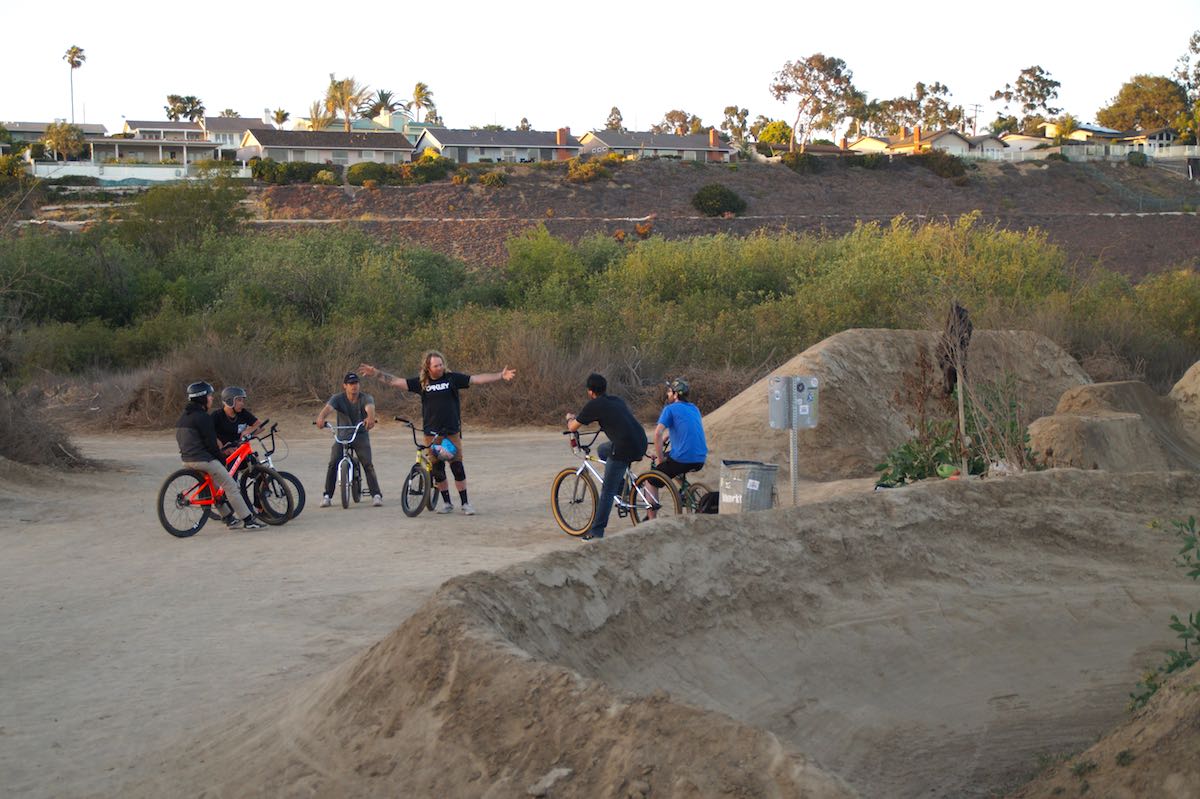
[768,375,819,505]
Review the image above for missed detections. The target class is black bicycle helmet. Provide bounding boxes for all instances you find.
[221,385,247,406]
[666,377,690,397]
[186,380,214,401]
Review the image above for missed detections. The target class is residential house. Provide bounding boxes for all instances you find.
[237,128,414,165]
[202,116,270,156]
[2,120,108,144]
[885,126,972,156]
[1038,121,1122,143]
[294,117,392,133]
[846,135,890,153]
[579,129,732,162]
[998,132,1050,152]
[967,133,1007,157]
[413,127,581,163]
[79,119,214,163]
[1117,126,1178,150]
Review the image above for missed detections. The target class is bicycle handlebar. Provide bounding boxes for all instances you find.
[394,417,434,450]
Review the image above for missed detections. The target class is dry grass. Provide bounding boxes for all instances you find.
[0,387,90,467]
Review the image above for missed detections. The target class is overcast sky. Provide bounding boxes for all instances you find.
[5,1,1198,135]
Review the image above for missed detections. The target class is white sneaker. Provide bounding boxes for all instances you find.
[436,503,454,514]
[319,495,332,508]
[372,494,383,507]
[461,503,476,516]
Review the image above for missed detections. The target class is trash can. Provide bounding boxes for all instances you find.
[719,460,778,514]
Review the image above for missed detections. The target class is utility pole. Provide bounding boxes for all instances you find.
[967,103,983,136]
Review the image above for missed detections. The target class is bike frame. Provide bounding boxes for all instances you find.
[565,430,660,516]
[327,421,366,491]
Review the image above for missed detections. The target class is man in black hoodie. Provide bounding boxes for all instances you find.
[176,381,263,530]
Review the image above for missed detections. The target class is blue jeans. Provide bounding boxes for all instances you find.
[590,453,630,538]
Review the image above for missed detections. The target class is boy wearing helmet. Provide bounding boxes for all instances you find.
[175,381,263,530]
[212,386,264,456]
[654,378,708,478]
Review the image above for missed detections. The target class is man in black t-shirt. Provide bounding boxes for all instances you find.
[358,351,516,516]
[212,386,263,456]
[566,372,648,541]
[314,372,382,507]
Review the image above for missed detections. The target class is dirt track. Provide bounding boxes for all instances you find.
[4,422,1200,797]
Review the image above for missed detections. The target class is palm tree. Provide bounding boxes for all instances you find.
[360,89,399,119]
[305,100,336,132]
[325,74,370,132]
[272,108,290,128]
[406,82,435,123]
[63,45,85,124]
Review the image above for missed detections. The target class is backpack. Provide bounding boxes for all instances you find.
[697,490,719,514]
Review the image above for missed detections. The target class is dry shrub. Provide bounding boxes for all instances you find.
[0,387,89,467]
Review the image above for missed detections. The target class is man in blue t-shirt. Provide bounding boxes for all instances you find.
[654,377,708,477]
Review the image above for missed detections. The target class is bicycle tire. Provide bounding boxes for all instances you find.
[249,467,295,525]
[551,468,597,536]
[629,470,682,525]
[157,468,211,538]
[277,471,306,519]
[682,481,712,514]
[339,459,351,509]
[352,470,362,504]
[401,463,430,517]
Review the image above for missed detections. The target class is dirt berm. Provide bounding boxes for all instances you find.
[1029,361,1200,472]
[121,470,1200,798]
[704,328,1090,482]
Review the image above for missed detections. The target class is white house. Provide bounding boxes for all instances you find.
[237,128,415,166]
[847,135,890,154]
[998,132,1051,152]
[885,127,972,156]
[202,116,270,155]
[967,134,1007,157]
[413,127,581,163]
[579,129,732,162]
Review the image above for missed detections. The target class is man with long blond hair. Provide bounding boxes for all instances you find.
[358,352,515,515]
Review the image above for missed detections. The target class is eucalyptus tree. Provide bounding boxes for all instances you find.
[770,53,857,152]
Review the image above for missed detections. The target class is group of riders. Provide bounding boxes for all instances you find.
[175,350,707,539]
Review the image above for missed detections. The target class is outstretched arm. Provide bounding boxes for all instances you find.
[358,363,409,390]
[470,366,516,385]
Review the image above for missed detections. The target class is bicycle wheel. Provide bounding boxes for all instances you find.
[339,459,351,509]
[277,471,306,519]
[682,481,712,514]
[352,469,362,504]
[249,468,295,526]
[157,468,211,538]
[629,470,682,525]
[426,477,441,512]
[401,463,430,517]
[551,468,597,536]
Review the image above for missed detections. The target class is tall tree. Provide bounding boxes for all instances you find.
[1052,113,1080,142]
[721,106,749,144]
[219,108,240,118]
[165,95,205,122]
[42,122,85,161]
[991,65,1061,132]
[360,89,400,119]
[1176,30,1200,142]
[325,74,370,132]
[1096,74,1188,131]
[406,82,435,123]
[305,100,336,132]
[605,106,624,131]
[913,82,963,130]
[271,108,290,128]
[425,110,443,126]
[63,45,85,124]
[756,120,793,146]
[517,117,532,131]
[770,53,857,152]
[652,110,700,135]
[749,114,772,141]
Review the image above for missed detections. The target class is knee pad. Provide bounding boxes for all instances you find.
[432,460,447,483]
[450,461,466,482]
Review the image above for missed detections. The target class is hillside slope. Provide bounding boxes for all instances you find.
[257,158,1200,276]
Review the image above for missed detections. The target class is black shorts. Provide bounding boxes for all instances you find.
[656,458,704,478]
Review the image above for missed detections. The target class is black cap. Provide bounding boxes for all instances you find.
[343,372,360,384]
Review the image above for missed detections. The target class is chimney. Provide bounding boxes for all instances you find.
[709,128,719,148]
[839,136,848,150]
[914,125,922,149]
[556,126,570,146]
[901,126,910,139]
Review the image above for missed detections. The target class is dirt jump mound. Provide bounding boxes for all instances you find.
[705,329,1089,482]
[124,470,1200,798]
[1029,362,1200,472]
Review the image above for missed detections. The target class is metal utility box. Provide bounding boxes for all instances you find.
[768,375,820,430]
[719,460,778,514]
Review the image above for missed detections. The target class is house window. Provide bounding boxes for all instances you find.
[361,150,375,159]
[502,149,515,162]
[332,150,348,165]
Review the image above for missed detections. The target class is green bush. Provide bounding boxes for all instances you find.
[691,183,747,217]
[347,161,388,186]
[479,171,507,188]
[780,151,821,174]
[1046,152,1069,162]
[1126,151,1148,167]
[908,150,966,177]
[313,170,338,185]
[566,157,609,183]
